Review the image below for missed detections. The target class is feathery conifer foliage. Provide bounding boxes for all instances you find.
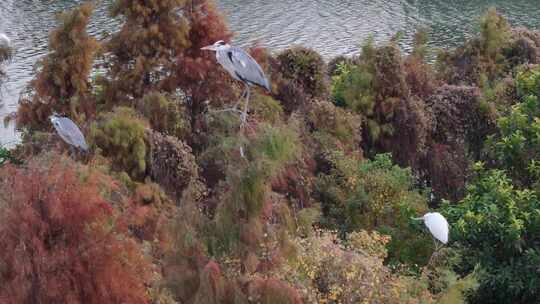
[17,3,98,131]
[165,0,235,131]
[0,155,152,303]
[104,0,190,103]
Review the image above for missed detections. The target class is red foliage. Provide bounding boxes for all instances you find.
[271,158,317,209]
[0,156,151,303]
[104,0,190,103]
[17,3,98,131]
[424,143,469,202]
[163,0,235,126]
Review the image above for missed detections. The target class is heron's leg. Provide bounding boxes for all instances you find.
[240,85,251,128]
[233,86,248,110]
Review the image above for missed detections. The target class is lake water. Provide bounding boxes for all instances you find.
[1,0,540,145]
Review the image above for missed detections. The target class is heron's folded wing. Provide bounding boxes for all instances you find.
[228,47,270,90]
[59,117,88,150]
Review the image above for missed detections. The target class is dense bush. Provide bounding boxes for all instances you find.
[488,95,540,188]
[445,166,540,303]
[276,46,329,99]
[103,0,190,103]
[138,91,190,140]
[315,153,432,265]
[516,64,540,97]
[484,65,540,189]
[208,123,301,257]
[304,99,362,153]
[0,155,152,303]
[90,107,148,178]
[276,230,434,303]
[146,129,203,201]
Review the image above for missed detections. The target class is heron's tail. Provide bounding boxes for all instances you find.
[263,78,271,93]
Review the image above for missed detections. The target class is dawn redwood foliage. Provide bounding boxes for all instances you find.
[163,0,235,130]
[17,2,98,131]
[104,0,190,103]
[0,155,151,303]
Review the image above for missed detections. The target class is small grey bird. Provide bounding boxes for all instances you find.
[201,40,271,125]
[49,114,89,152]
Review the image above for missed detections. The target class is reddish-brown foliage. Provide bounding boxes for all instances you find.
[273,47,328,113]
[246,278,303,304]
[421,85,494,202]
[381,96,433,171]
[146,129,203,201]
[163,0,235,129]
[17,3,98,131]
[103,0,190,103]
[271,160,317,210]
[0,155,151,303]
[424,143,469,203]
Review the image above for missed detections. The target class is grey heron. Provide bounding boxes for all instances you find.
[413,212,449,248]
[201,40,271,126]
[49,115,89,152]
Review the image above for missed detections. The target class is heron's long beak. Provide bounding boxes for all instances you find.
[411,217,424,221]
[201,45,217,51]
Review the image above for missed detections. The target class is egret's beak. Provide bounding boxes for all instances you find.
[201,45,217,51]
[411,217,424,221]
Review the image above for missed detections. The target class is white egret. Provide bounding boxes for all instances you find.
[413,212,449,246]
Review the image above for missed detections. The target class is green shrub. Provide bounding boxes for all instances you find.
[0,146,18,166]
[315,152,432,265]
[207,123,301,257]
[251,92,284,124]
[436,8,512,85]
[330,38,408,148]
[306,99,362,152]
[331,62,375,112]
[516,65,540,97]
[488,94,540,188]
[444,165,540,303]
[138,92,190,139]
[90,107,148,178]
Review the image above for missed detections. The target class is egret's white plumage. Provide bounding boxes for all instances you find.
[422,212,449,244]
[49,115,88,152]
[0,33,11,48]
